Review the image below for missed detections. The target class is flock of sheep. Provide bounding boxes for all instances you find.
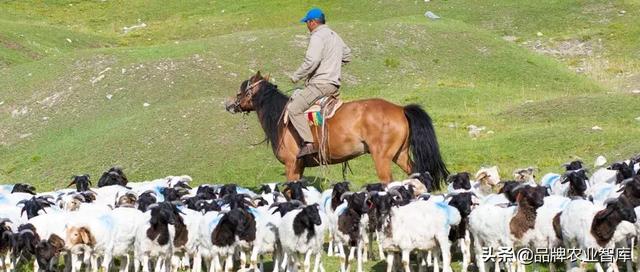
[0,154,639,272]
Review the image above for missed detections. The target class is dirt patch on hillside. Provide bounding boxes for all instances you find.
[0,35,42,60]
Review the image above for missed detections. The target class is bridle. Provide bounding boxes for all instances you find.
[230,79,264,112]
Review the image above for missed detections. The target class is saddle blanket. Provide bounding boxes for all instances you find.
[284,96,343,126]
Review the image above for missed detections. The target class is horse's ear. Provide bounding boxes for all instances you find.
[264,73,270,82]
[254,70,262,80]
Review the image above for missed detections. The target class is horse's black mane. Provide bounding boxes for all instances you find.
[248,80,289,152]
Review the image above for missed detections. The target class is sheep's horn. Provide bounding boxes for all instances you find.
[289,200,305,207]
[66,180,76,188]
[408,173,421,179]
[141,190,157,196]
[16,199,28,206]
[387,188,403,201]
[339,192,354,202]
[147,203,160,210]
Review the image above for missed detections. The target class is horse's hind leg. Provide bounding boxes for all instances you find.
[370,145,396,182]
[393,148,412,175]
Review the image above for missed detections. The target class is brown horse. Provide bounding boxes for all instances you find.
[225,71,449,188]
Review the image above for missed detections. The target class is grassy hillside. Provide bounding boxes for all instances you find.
[0,0,639,192]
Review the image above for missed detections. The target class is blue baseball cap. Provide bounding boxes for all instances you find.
[300,8,324,23]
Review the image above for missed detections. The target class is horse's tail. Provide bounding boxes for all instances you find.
[404,104,449,191]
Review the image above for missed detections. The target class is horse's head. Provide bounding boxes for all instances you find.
[225,71,269,113]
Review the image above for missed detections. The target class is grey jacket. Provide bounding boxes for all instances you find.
[291,25,352,86]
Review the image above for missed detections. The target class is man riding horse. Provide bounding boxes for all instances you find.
[289,8,352,159]
[225,8,449,188]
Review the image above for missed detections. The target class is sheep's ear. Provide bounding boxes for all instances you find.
[515,192,524,203]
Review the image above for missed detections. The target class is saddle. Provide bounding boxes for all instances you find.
[284,96,343,126]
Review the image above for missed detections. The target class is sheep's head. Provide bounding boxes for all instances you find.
[402,178,428,197]
[270,200,304,217]
[498,180,521,203]
[563,160,584,171]
[65,226,95,247]
[11,183,37,195]
[97,166,128,187]
[409,172,435,192]
[475,166,500,187]
[196,185,217,200]
[67,175,91,192]
[513,167,537,183]
[116,192,138,208]
[166,175,192,189]
[599,198,637,224]
[561,169,589,197]
[341,192,369,214]
[617,176,640,202]
[18,196,54,219]
[160,187,189,202]
[221,193,254,210]
[363,183,385,193]
[608,162,634,184]
[258,184,275,194]
[514,185,546,208]
[35,234,65,271]
[57,193,86,211]
[217,184,238,199]
[447,172,472,190]
[194,200,221,213]
[137,191,157,212]
[332,182,351,198]
[446,192,476,217]
[282,181,307,203]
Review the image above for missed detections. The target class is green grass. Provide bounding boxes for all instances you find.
[0,1,639,270]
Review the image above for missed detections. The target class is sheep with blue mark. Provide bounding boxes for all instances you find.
[332,191,370,272]
[373,187,461,272]
[469,184,547,272]
[318,181,351,257]
[133,202,183,272]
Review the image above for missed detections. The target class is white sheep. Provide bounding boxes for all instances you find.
[381,199,460,272]
[278,204,327,272]
[559,198,636,272]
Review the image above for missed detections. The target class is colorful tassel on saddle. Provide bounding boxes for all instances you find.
[307,111,324,126]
